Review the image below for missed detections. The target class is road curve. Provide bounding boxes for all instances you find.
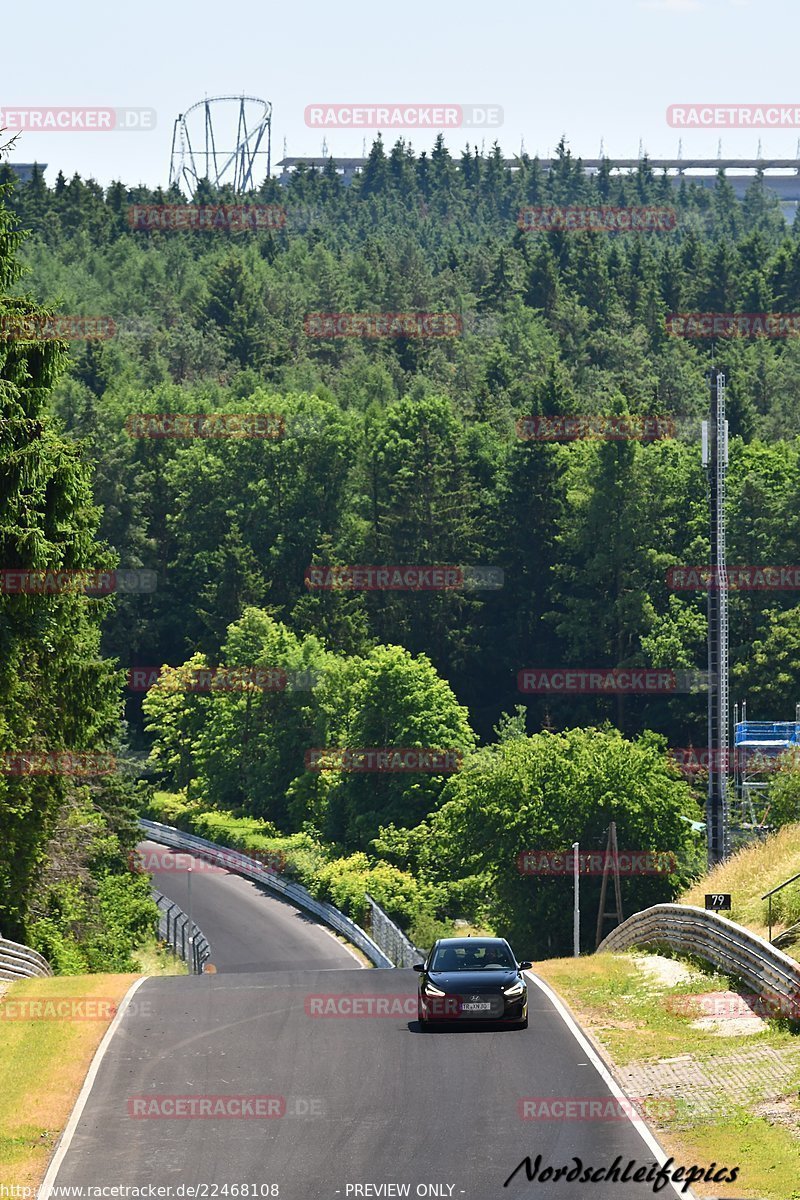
[139,839,359,972]
[47,966,690,1199]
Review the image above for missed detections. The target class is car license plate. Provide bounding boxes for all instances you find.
[461,1001,491,1012]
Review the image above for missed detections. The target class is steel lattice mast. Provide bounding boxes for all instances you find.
[703,369,730,865]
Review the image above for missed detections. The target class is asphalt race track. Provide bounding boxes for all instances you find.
[138,840,358,972]
[44,842,692,1199]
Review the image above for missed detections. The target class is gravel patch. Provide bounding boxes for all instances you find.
[619,1044,800,1132]
[632,952,699,988]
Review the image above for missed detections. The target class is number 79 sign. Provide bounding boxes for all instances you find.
[705,893,732,910]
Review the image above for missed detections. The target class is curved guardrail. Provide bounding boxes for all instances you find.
[0,936,53,980]
[597,903,800,1017]
[139,819,394,968]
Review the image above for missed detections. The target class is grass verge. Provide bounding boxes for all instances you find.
[134,939,189,976]
[534,951,800,1199]
[0,934,187,1192]
[680,822,800,955]
[0,974,141,1191]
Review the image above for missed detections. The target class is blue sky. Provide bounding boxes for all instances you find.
[2,0,797,187]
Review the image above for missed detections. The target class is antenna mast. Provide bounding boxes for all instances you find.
[703,370,730,864]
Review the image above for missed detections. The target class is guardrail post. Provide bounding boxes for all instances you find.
[165,901,178,960]
[573,841,580,958]
[187,865,194,974]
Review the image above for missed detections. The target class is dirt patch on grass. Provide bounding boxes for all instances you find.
[632,953,697,989]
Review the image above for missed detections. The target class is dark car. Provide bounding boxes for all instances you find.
[413,937,532,1029]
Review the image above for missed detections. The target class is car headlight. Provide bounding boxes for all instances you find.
[423,981,446,997]
[503,980,525,997]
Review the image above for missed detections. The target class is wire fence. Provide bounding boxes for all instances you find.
[364,893,425,968]
[153,890,211,974]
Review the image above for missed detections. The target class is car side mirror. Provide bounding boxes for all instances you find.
[412,963,424,972]
[518,961,532,970]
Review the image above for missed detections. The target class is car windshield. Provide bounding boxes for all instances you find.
[430,944,515,971]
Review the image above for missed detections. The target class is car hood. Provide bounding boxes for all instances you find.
[427,969,521,991]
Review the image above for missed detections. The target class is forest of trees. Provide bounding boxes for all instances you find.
[2,135,800,959]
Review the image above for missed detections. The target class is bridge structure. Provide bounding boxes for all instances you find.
[277,154,800,208]
[4,162,46,183]
[6,155,800,209]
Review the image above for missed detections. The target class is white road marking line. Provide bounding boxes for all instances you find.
[38,976,149,1200]
[525,971,697,1200]
[319,923,367,967]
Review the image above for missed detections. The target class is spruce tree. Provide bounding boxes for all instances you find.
[0,188,121,938]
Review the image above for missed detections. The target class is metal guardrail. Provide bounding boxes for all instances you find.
[0,935,53,980]
[773,920,800,951]
[153,890,211,974]
[364,893,425,967]
[597,903,800,1018]
[139,819,395,968]
[762,869,800,943]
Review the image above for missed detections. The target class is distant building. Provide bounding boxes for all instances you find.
[278,157,364,186]
[5,163,47,183]
[277,155,800,215]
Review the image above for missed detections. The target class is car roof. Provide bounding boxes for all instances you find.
[432,937,509,949]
